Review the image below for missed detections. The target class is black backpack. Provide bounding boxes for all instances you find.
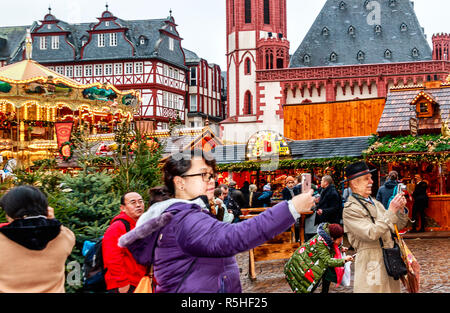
[81,218,130,292]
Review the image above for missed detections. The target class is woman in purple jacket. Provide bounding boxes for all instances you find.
[119,149,315,293]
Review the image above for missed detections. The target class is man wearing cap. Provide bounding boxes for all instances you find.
[342,161,409,293]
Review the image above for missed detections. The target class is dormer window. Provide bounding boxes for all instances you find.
[411,91,436,118]
[105,21,110,27]
[330,52,338,62]
[412,48,419,58]
[322,27,329,37]
[139,36,147,45]
[374,25,382,34]
[348,25,355,37]
[39,37,47,50]
[400,23,408,32]
[47,25,51,30]
[339,1,346,10]
[303,54,311,64]
[389,0,397,7]
[109,33,117,46]
[384,49,392,59]
[357,50,365,61]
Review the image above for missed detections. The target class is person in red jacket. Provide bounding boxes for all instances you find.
[102,192,146,293]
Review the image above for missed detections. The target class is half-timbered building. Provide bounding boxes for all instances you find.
[0,7,226,131]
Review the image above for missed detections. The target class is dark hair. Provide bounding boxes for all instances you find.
[120,192,136,205]
[0,185,48,219]
[149,186,171,206]
[328,223,344,240]
[214,188,223,198]
[163,149,217,196]
[218,184,228,191]
[388,171,398,181]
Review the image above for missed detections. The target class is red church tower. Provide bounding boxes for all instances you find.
[225,0,289,120]
[433,33,450,61]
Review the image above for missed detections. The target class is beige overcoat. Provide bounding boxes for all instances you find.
[343,195,409,293]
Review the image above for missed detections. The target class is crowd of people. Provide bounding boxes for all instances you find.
[0,149,429,294]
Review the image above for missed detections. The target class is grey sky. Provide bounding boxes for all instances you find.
[0,0,448,69]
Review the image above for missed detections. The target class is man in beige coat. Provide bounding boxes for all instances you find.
[342,162,409,293]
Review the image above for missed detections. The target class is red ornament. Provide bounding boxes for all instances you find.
[304,269,315,283]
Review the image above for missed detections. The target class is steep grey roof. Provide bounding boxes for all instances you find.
[183,48,200,64]
[213,145,246,164]
[0,25,32,62]
[0,11,185,68]
[377,86,450,135]
[290,0,432,68]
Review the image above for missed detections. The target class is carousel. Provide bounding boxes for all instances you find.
[0,37,139,171]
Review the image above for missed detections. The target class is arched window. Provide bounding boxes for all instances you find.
[357,50,365,61]
[264,0,270,24]
[245,57,251,75]
[244,91,252,115]
[276,49,284,69]
[265,49,274,69]
[303,54,311,64]
[384,49,392,59]
[348,25,355,37]
[374,25,382,34]
[245,0,252,24]
[330,52,338,62]
[400,23,408,32]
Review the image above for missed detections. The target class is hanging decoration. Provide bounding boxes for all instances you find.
[59,141,75,161]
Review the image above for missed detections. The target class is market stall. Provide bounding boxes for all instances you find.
[369,79,450,231]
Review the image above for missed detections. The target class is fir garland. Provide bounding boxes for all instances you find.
[217,157,360,172]
[363,134,450,164]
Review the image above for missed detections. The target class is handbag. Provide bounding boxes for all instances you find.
[353,196,407,280]
[341,253,352,287]
[134,265,154,293]
[395,225,420,293]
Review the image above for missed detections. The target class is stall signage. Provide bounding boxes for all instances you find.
[55,122,73,148]
[246,131,291,159]
[409,117,418,137]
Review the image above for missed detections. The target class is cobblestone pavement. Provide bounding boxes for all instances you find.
[237,238,449,293]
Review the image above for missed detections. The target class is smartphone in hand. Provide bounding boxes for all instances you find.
[302,173,312,193]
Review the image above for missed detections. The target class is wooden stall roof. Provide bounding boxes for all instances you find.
[378,84,450,135]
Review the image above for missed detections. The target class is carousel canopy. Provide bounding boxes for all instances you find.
[0,59,139,116]
[0,59,80,84]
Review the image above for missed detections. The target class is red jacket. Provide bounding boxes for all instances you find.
[102,212,146,290]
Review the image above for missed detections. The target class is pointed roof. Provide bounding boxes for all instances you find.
[290,0,432,68]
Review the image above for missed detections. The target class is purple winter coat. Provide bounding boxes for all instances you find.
[118,197,296,293]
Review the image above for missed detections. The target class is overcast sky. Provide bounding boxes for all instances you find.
[1,0,448,69]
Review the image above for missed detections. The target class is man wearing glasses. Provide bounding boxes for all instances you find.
[102,192,147,293]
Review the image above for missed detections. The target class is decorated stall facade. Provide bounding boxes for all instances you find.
[215,131,369,197]
[0,59,139,169]
[367,79,450,231]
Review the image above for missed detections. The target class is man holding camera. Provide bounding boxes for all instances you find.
[342,162,409,293]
